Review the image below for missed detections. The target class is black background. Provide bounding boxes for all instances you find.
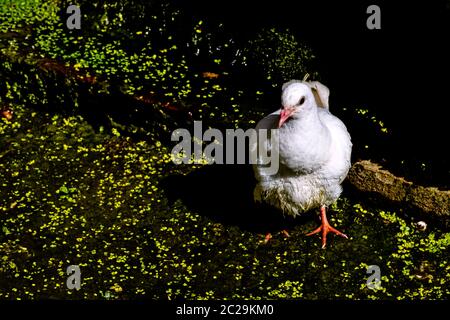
[1,300,447,318]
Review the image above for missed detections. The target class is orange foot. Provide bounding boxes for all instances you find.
[306,205,348,249]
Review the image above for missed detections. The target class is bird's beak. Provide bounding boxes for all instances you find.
[278,107,295,128]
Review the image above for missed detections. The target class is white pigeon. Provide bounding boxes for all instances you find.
[252,80,352,248]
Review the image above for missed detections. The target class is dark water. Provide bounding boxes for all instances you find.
[173,0,450,188]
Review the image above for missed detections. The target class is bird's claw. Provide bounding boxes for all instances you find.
[306,224,348,248]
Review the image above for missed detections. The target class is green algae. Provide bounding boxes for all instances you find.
[245,28,318,87]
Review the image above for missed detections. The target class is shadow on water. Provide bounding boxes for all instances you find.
[161,164,315,234]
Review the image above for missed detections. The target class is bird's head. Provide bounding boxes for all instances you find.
[278,81,316,128]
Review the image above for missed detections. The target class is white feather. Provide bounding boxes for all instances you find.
[252,81,352,217]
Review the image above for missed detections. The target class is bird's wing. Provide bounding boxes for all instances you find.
[304,81,330,110]
[318,108,352,183]
[255,110,280,131]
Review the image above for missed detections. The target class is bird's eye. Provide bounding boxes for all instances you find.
[298,96,305,105]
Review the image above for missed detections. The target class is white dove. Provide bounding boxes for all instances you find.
[252,80,352,248]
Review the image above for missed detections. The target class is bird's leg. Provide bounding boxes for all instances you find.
[306,205,348,248]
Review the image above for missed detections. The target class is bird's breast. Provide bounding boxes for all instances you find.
[278,124,332,174]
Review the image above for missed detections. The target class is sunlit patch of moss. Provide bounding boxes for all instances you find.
[0,0,264,131]
[0,0,58,34]
[245,28,318,87]
[267,280,304,299]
